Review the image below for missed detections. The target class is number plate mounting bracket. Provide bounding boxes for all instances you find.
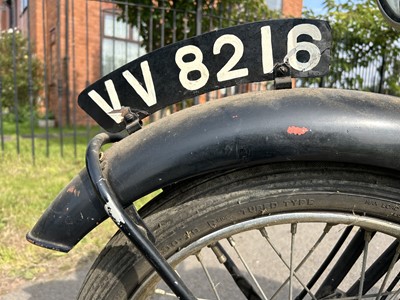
[121,107,143,135]
[274,63,292,90]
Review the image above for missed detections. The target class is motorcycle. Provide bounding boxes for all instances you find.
[26,0,400,299]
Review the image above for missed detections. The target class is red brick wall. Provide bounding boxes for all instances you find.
[30,0,109,126]
[27,0,303,126]
[0,5,10,31]
[282,0,303,17]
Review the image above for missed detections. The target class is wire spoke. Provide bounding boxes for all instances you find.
[388,288,400,300]
[319,290,399,300]
[315,229,374,299]
[296,225,354,300]
[376,243,400,300]
[228,237,269,300]
[210,242,263,300]
[381,271,400,300]
[271,224,332,299]
[358,231,372,299]
[346,239,399,297]
[289,223,297,300]
[260,227,317,300]
[196,252,221,300]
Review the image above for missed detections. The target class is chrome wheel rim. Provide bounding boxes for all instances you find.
[132,212,400,299]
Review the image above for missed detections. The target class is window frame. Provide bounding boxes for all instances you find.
[101,9,144,76]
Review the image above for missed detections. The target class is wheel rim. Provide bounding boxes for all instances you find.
[132,212,400,299]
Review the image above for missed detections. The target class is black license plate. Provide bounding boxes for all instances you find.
[78,19,331,133]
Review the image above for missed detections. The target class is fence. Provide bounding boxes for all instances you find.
[0,0,397,162]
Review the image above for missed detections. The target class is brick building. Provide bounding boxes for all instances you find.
[0,0,302,126]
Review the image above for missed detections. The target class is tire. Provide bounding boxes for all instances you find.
[78,162,400,300]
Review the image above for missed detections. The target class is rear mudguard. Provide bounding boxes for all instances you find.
[27,88,400,252]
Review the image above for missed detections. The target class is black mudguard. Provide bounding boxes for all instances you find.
[27,88,400,252]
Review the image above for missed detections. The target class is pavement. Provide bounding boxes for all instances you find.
[1,222,397,299]
[0,264,92,300]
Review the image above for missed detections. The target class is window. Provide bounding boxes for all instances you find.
[102,11,146,76]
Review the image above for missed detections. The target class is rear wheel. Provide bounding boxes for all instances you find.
[78,162,400,299]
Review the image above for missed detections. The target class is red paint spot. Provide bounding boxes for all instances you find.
[287,126,309,136]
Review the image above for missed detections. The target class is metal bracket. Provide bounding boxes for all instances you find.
[274,63,292,90]
[86,133,196,300]
[121,107,143,135]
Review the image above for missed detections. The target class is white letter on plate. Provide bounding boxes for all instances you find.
[175,45,210,91]
[213,34,248,82]
[88,80,123,124]
[261,26,274,74]
[286,24,322,72]
[122,61,157,107]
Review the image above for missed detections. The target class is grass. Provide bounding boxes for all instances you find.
[0,121,159,295]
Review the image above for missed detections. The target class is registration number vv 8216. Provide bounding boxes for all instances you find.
[78,19,331,133]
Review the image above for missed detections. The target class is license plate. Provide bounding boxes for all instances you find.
[78,19,331,133]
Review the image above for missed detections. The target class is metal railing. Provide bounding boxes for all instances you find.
[0,0,397,161]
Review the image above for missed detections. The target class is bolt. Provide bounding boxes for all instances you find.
[278,65,289,75]
[124,112,135,124]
